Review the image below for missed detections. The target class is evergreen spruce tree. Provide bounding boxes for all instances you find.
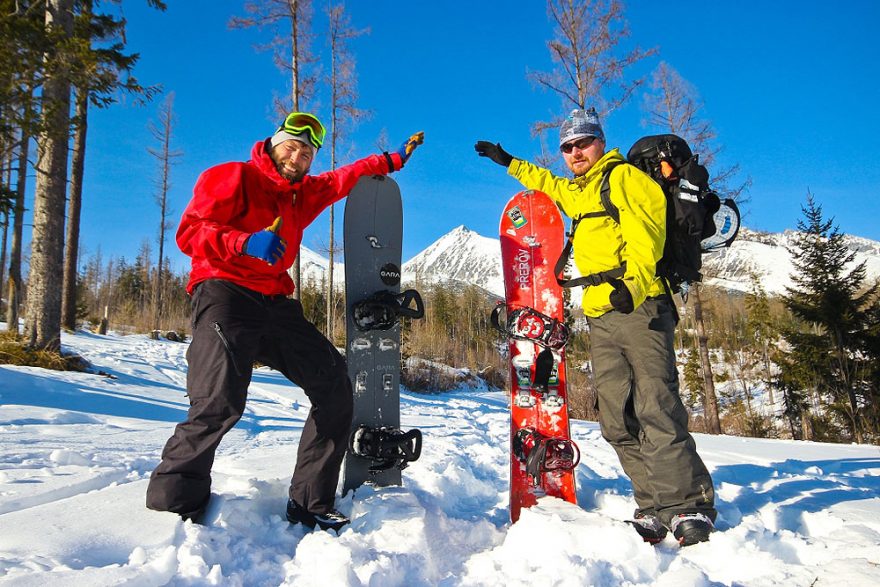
[859,301,880,436]
[781,194,879,443]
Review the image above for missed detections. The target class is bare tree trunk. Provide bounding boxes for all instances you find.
[0,158,10,303]
[326,203,335,334]
[289,6,303,301]
[325,16,338,339]
[6,122,30,334]
[762,340,774,407]
[801,409,813,441]
[147,94,180,333]
[25,0,74,351]
[324,2,368,336]
[229,1,317,302]
[62,87,88,331]
[0,211,8,311]
[692,285,721,434]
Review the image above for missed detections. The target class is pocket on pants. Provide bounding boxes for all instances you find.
[647,299,675,333]
[211,321,242,377]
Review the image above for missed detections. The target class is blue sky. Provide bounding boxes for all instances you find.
[56,0,880,272]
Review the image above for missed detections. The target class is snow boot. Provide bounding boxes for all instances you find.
[626,512,668,544]
[177,494,210,524]
[670,513,714,546]
[286,499,350,533]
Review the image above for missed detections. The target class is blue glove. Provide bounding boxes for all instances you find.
[396,131,424,165]
[243,217,286,265]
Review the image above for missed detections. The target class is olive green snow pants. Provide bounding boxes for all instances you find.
[588,296,716,527]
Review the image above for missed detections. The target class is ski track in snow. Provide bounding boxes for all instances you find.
[0,331,879,586]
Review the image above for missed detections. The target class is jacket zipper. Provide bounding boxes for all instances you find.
[212,321,242,376]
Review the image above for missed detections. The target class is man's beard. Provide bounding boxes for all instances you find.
[568,158,592,177]
[276,161,308,183]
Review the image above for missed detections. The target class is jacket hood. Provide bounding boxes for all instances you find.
[569,148,624,188]
[580,148,625,181]
[250,140,295,188]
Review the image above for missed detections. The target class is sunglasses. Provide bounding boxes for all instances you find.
[560,136,598,154]
[280,112,326,149]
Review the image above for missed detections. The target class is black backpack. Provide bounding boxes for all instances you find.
[555,134,740,297]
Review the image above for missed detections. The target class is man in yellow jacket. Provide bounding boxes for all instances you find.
[475,108,716,546]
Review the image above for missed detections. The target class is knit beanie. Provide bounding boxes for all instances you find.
[270,129,316,154]
[559,108,604,148]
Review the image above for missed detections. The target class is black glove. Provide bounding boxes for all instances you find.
[475,141,514,168]
[609,279,634,314]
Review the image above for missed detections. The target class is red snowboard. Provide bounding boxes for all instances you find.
[498,190,578,523]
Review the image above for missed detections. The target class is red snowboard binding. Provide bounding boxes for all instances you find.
[513,427,580,486]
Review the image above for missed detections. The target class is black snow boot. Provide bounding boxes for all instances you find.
[670,513,714,546]
[177,494,211,524]
[626,512,668,544]
[286,499,350,533]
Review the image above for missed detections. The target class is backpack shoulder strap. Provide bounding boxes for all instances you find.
[599,160,624,224]
[553,159,627,288]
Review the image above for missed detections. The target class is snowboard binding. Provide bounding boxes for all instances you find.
[353,289,425,331]
[348,425,423,472]
[490,303,570,350]
[513,427,580,485]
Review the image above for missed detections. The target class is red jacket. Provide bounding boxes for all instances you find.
[177,140,402,295]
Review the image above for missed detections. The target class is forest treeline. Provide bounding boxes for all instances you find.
[27,195,880,447]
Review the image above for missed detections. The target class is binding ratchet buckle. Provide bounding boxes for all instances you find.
[348,425,423,472]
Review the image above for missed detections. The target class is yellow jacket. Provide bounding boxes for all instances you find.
[508,149,667,317]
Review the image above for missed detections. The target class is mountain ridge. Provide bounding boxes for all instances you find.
[303,225,880,298]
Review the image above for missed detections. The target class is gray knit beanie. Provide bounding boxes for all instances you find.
[269,129,316,155]
[559,108,604,148]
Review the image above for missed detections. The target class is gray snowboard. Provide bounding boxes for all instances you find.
[342,175,405,494]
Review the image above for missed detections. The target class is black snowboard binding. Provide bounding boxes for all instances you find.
[490,303,570,350]
[513,427,580,485]
[353,289,425,331]
[348,425,423,472]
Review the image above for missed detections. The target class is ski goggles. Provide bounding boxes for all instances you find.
[278,112,326,149]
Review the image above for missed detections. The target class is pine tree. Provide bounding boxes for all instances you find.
[62,0,163,331]
[745,272,779,407]
[781,194,879,443]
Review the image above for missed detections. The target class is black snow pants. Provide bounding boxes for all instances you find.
[588,296,716,527]
[146,279,353,517]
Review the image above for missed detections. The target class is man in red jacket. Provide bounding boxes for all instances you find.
[146,112,424,531]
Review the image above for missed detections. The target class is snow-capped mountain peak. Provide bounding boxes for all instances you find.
[402,225,503,295]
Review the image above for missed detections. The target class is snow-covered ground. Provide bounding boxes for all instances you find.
[1,330,879,586]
